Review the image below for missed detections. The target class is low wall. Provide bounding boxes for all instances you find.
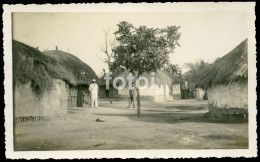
[14,79,69,121]
[207,82,248,117]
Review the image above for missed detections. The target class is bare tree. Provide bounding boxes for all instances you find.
[96,27,116,71]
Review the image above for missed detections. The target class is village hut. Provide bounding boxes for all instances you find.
[179,79,205,99]
[43,49,99,107]
[181,70,206,99]
[164,71,183,100]
[198,39,248,118]
[99,73,119,99]
[117,70,182,102]
[13,40,98,122]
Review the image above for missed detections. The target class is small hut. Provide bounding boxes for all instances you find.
[198,39,248,118]
[179,80,205,99]
[163,71,183,100]
[181,69,206,99]
[117,70,182,102]
[13,40,98,122]
[43,49,99,107]
[99,73,119,99]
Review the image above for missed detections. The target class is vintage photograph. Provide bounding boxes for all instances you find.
[4,3,257,159]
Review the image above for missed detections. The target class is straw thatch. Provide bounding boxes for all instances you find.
[13,40,57,97]
[13,40,98,97]
[163,71,183,84]
[43,50,99,85]
[198,39,248,88]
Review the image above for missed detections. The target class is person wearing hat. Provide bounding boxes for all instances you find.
[89,79,99,108]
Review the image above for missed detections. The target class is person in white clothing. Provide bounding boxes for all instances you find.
[89,79,99,108]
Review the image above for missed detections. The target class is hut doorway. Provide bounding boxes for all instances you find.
[68,85,90,107]
[76,91,84,107]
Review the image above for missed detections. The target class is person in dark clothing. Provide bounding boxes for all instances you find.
[127,83,136,108]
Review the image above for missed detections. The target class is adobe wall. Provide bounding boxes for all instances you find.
[14,79,69,120]
[207,82,248,117]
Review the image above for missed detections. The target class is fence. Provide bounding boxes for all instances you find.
[68,94,90,107]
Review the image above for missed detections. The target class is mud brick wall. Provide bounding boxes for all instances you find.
[14,79,69,119]
[207,82,248,117]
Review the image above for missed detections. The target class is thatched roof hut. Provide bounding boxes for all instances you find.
[13,40,99,97]
[43,50,99,86]
[198,39,248,88]
[196,39,248,118]
[13,40,99,119]
[163,71,183,84]
[13,40,58,97]
[98,73,118,99]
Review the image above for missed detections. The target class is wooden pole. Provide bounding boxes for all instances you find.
[137,87,141,117]
[136,75,141,117]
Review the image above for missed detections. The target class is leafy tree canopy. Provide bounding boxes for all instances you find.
[111,21,181,76]
[163,63,182,76]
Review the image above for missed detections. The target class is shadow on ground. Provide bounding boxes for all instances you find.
[93,112,248,124]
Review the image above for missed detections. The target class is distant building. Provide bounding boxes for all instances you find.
[117,70,182,102]
[99,73,119,99]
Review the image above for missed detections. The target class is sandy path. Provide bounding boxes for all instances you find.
[14,99,248,150]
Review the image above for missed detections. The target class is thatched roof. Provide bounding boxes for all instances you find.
[198,39,248,88]
[13,40,98,97]
[163,71,183,84]
[43,50,99,85]
[114,70,181,86]
[182,60,210,82]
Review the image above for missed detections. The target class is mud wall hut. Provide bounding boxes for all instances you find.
[99,73,119,99]
[198,39,248,117]
[13,40,99,122]
[164,71,182,100]
[117,70,182,102]
[43,49,99,107]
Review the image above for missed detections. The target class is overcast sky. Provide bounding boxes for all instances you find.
[12,11,248,75]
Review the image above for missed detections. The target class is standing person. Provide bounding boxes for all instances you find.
[195,85,200,98]
[89,79,99,108]
[127,82,136,108]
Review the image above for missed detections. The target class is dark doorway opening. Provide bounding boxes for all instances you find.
[106,90,109,98]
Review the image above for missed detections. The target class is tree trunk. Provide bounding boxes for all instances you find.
[137,87,141,117]
[136,75,141,117]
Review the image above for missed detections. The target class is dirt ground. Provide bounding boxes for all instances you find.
[14,99,248,151]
